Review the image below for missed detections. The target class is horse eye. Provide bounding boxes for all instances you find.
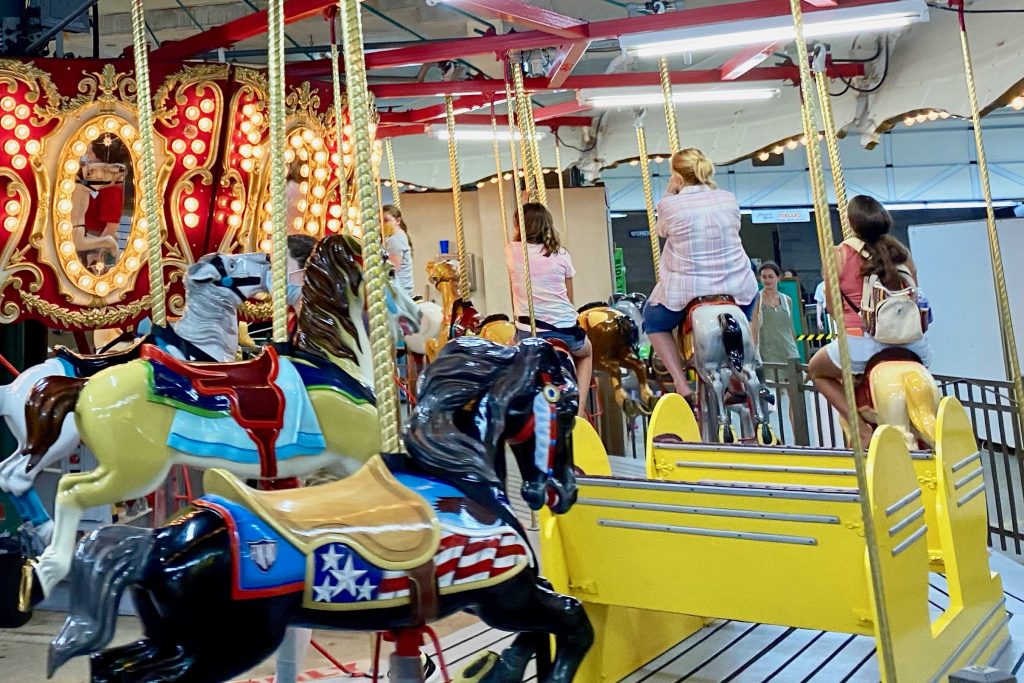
[543,384,560,403]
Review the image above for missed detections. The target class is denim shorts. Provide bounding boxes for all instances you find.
[515,326,587,353]
[643,296,757,334]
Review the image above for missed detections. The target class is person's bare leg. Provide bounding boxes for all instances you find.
[649,330,692,399]
[808,348,872,444]
[573,339,594,416]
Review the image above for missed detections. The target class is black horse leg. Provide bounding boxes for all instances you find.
[90,639,189,683]
[474,575,593,683]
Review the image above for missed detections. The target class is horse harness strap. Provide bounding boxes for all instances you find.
[208,254,263,302]
[150,325,218,363]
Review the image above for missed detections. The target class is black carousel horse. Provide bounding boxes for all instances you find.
[48,336,592,683]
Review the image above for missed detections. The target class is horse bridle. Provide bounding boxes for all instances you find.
[207,254,264,302]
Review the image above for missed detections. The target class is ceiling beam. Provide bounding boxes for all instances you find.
[803,0,839,6]
[440,0,588,39]
[378,112,591,128]
[721,43,781,81]
[532,100,591,122]
[546,40,590,88]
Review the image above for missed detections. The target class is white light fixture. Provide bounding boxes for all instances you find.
[620,0,928,58]
[581,87,779,108]
[884,200,1019,211]
[428,125,544,142]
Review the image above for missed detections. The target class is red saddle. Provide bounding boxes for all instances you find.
[680,295,737,336]
[142,345,286,479]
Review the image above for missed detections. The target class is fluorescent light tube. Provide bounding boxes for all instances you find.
[884,200,1019,211]
[621,0,928,58]
[582,87,779,108]
[428,125,544,142]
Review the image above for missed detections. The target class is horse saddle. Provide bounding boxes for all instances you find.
[203,456,440,569]
[855,347,924,412]
[54,339,145,378]
[681,295,737,336]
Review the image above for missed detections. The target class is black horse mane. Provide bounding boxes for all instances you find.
[404,337,551,487]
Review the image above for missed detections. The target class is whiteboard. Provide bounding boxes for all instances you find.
[909,218,1024,382]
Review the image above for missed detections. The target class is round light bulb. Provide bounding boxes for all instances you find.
[183,197,200,212]
[184,213,200,228]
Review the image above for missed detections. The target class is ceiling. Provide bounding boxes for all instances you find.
[55,0,1024,187]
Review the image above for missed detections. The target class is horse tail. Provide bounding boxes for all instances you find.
[48,526,154,677]
[718,313,745,373]
[903,368,940,448]
[24,376,86,469]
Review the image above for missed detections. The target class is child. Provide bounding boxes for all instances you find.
[506,203,592,414]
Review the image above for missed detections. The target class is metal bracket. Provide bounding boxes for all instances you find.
[917,471,938,491]
[811,43,829,75]
[653,458,674,477]
[844,519,865,537]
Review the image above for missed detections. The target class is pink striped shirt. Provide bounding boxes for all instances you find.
[648,185,758,311]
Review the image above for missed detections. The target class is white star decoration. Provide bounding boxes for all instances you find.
[330,554,367,597]
[355,578,375,601]
[312,577,338,602]
[320,545,343,572]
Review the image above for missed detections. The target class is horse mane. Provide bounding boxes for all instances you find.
[294,234,363,364]
[404,337,548,486]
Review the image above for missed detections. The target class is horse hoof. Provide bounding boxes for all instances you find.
[453,651,500,682]
[0,552,31,627]
[757,424,779,446]
[17,560,44,613]
[719,425,735,444]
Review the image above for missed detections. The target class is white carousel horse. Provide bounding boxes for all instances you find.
[0,253,272,512]
[403,300,443,355]
[683,297,777,445]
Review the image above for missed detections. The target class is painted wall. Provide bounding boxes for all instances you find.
[398,185,613,314]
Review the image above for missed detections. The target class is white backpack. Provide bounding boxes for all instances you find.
[844,238,927,345]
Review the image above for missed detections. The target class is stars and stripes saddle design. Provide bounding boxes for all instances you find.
[195,458,530,615]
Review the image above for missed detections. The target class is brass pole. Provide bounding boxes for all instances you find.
[444,95,470,300]
[658,56,680,154]
[634,115,661,281]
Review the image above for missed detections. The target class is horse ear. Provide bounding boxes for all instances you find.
[186,260,219,283]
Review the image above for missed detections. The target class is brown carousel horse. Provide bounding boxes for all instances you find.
[423,259,516,361]
[578,301,656,418]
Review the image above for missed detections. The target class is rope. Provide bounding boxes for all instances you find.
[267,0,287,341]
[444,96,470,300]
[384,138,401,215]
[340,0,400,452]
[329,15,348,234]
[957,4,1024,436]
[129,0,166,326]
[510,62,545,205]
[505,85,536,337]
[553,131,568,241]
[812,67,852,239]
[658,56,680,154]
[789,1,896,677]
[634,118,660,280]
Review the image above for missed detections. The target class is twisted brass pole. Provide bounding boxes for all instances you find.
[658,56,680,154]
[505,90,536,337]
[490,106,510,244]
[553,131,568,241]
[511,62,544,205]
[340,0,400,452]
[813,67,852,239]
[634,119,660,281]
[329,38,349,233]
[384,138,401,215]
[789,2,896,678]
[957,7,1024,434]
[129,0,166,325]
[266,0,287,341]
[444,96,470,300]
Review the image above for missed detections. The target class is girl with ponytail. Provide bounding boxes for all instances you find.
[507,202,593,414]
[807,195,932,443]
[642,147,760,400]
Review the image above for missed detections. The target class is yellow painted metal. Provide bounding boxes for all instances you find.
[957,17,1024,437]
[642,393,699,479]
[634,119,661,281]
[128,0,167,326]
[444,96,471,301]
[658,56,680,154]
[339,0,400,451]
[571,417,611,477]
[266,0,287,342]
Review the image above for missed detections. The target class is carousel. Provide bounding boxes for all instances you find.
[0,0,1022,681]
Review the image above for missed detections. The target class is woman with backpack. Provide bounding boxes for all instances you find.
[807,195,932,443]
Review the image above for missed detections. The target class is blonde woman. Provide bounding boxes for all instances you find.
[642,148,759,400]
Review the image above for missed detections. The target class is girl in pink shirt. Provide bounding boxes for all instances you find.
[506,203,593,414]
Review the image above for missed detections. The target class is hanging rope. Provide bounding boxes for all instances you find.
[504,88,536,337]
[552,130,568,241]
[384,139,401,215]
[129,0,166,326]
[811,47,852,240]
[956,2,1024,432]
[340,0,400,452]
[658,56,680,154]
[329,13,348,235]
[634,112,660,280]
[789,1,896,677]
[510,62,545,205]
[266,0,287,341]
[444,95,470,300]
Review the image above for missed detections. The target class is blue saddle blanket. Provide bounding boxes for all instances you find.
[162,357,326,463]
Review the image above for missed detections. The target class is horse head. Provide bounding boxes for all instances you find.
[186,252,271,306]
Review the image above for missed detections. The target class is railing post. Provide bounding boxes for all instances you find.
[789,358,811,447]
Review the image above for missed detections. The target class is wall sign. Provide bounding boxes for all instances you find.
[751,208,811,224]
[628,229,650,238]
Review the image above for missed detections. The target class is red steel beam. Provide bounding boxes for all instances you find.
[803,0,839,6]
[443,0,588,39]
[145,0,335,63]
[532,100,590,121]
[546,40,590,88]
[721,43,780,81]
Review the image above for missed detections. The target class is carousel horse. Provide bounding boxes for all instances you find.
[0,252,272,522]
[609,292,649,352]
[853,348,941,450]
[678,296,777,445]
[423,259,516,361]
[18,234,420,604]
[48,337,591,683]
[578,302,656,417]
